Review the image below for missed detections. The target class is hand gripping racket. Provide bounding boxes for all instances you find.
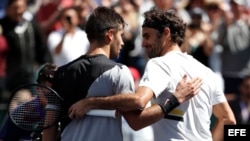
[8,83,116,131]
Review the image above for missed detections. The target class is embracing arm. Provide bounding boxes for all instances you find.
[68,75,202,119]
[121,75,202,131]
[68,86,152,119]
[42,125,58,141]
[84,86,153,111]
[211,102,236,141]
[121,103,164,130]
[42,110,59,141]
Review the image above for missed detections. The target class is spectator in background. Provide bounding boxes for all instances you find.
[113,0,147,76]
[153,0,191,24]
[182,0,210,23]
[47,7,89,66]
[0,24,8,126]
[34,0,73,38]
[74,0,97,30]
[229,74,250,124]
[204,0,227,96]
[128,67,141,89]
[0,63,58,141]
[0,25,7,99]
[153,0,174,10]
[0,0,51,126]
[181,7,214,68]
[217,0,250,96]
[96,0,116,7]
[0,0,8,19]
[0,0,52,94]
[26,0,42,16]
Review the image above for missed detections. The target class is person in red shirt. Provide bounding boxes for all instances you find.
[0,24,8,101]
[35,0,74,38]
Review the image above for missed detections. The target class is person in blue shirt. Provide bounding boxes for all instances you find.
[0,63,58,141]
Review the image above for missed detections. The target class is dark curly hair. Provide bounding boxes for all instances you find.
[142,8,186,46]
[37,63,58,84]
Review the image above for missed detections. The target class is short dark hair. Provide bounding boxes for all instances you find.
[59,6,79,19]
[142,8,186,46]
[37,63,58,84]
[85,6,126,43]
[6,0,27,8]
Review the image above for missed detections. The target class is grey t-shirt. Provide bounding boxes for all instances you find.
[59,56,135,141]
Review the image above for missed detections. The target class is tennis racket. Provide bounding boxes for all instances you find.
[8,83,116,131]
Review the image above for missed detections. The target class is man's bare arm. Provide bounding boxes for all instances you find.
[211,102,236,141]
[68,75,202,119]
[121,104,164,130]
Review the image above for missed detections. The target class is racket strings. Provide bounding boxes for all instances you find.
[9,84,62,131]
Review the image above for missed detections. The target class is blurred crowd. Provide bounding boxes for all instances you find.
[0,0,250,140]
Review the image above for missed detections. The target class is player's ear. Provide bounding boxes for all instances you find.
[106,29,115,42]
[163,27,171,42]
[163,27,170,38]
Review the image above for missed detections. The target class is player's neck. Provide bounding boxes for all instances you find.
[86,43,110,58]
[161,43,181,56]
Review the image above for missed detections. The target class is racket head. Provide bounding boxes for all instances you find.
[8,83,63,131]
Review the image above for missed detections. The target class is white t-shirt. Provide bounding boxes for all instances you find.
[139,51,226,141]
[47,28,89,66]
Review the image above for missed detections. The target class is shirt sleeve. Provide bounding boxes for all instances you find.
[113,65,135,94]
[139,59,171,98]
[212,73,227,105]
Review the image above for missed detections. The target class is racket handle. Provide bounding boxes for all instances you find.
[86,110,117,118]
